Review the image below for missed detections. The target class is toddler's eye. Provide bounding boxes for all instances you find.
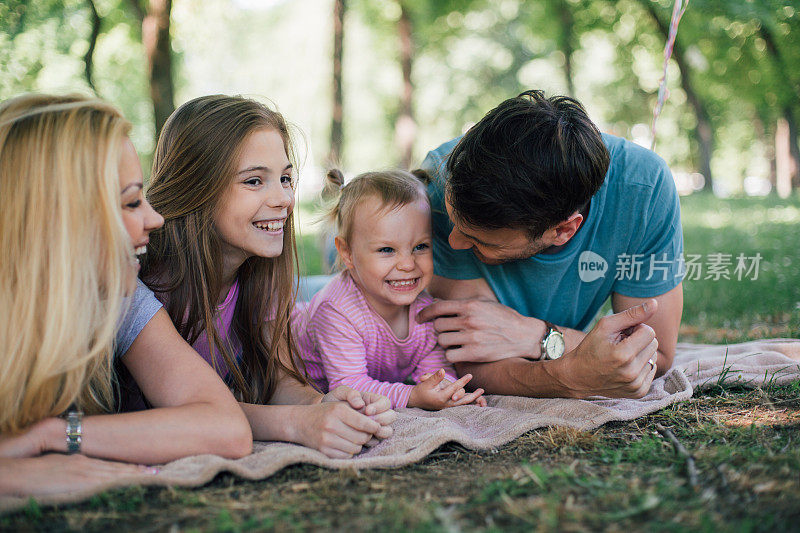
[377,247,394,253]
[414,243,430,251]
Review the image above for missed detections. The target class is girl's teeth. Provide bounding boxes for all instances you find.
[254,220,284,231]
[389,279,416,287]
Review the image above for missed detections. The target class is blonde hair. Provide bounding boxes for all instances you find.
[0,94,132,434]
[323,168,430,268]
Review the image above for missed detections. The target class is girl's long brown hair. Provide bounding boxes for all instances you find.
[142,95,306,404]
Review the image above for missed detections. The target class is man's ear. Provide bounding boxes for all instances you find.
[551,212,584,246]
[334,236,355,270]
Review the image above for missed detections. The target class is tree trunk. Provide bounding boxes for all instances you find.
[786,107,800,189]
[776,115,798,198]
[83,0,102,92]
[641,1,714,190]
[753,113,776,189]
[328,0,345,165]
[396,1,416,170]
[759,24,799,191]
[129,0,174,138]
[556,0,575,96]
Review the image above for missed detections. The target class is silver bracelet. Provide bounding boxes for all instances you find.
[65,410,83,454]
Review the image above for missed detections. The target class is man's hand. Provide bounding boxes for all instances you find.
[555,299,660,398]
[417,299,545,362]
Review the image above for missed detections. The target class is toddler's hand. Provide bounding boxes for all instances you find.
[408,369,486,410]
[417,371,488,407]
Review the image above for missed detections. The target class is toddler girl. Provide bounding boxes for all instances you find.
[295,169,487,410]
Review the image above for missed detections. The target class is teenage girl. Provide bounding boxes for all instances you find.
[142,95,396,459]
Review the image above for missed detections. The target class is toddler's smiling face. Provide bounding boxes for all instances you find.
[337,195,433,318]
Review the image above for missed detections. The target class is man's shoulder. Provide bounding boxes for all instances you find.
[603,133,672,190]
[423,136,463,167]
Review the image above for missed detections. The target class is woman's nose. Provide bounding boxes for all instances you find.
[144,200,164,232]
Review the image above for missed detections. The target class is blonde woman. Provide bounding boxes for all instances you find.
[0,95,252,497]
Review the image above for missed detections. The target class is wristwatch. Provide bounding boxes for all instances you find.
[540,321,565,360]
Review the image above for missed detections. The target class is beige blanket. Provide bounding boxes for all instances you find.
[3,339,799,511]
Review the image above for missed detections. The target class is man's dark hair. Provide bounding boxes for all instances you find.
[445,90,610,239]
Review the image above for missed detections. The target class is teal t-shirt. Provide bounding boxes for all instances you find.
[421,133,684,331]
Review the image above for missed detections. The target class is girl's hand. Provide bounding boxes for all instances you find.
[322,386,397,440]
[408,369,486,410]
[0,418,61,458]
[0,455,157,497]
[292,402,385,459]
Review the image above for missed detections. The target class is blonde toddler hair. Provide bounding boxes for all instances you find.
[323,168,430,259]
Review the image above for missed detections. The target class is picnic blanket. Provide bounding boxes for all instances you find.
[3,338,799,511]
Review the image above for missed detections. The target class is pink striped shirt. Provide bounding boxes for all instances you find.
[293,271,458,408]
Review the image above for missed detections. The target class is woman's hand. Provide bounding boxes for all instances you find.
[0,455,157,497]
[408,369,486,410]
[291,401,386,459]
[0,418,62,458]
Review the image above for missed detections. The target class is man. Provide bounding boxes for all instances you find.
[417,90,684,399]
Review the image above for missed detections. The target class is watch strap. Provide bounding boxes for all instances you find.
[65,410,83,454]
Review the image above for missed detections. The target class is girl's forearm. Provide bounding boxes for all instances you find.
[268,374,323,405]
[41,402,252,464]
[238,402,302,442]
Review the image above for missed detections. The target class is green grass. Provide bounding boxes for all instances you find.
[679,193,800,341]
[3,194,799,531]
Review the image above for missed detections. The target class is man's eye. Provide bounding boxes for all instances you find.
[378,247,394,253]
[414,243,430,251]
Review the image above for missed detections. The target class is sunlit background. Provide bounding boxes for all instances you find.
[2,0,798,200]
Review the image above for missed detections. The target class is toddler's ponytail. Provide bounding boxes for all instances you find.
[410,168,432,185]
[322,168,345,228]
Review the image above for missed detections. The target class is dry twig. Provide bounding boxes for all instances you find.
[655,423,699,489]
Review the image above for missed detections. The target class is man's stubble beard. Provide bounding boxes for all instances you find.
[470,239,548,266]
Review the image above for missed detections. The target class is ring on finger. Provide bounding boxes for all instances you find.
[648,357,657,370]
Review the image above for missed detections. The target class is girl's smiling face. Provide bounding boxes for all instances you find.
[119,137,164,290]
[213,128,295,280]
[337,195,433,319]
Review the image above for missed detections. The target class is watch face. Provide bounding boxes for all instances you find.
[546,333,565,359]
